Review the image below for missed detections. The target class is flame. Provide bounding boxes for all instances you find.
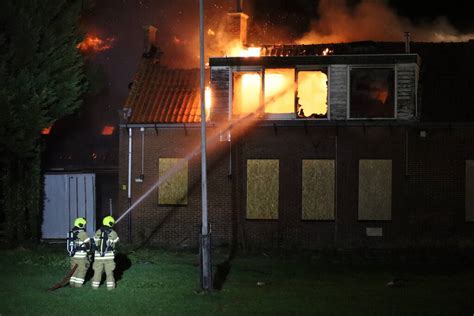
[322,48,333,56]
[77,35,114,53]
[232,69,328,118]
[205,86,212,120]
[227,43,261,57]
[264,69,294,114]
[207,29,216,36]
[101,125,115,135]
[41,126,52,135]
[233,73,262,115]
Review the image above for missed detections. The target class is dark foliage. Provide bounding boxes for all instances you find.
[0,0,87,243]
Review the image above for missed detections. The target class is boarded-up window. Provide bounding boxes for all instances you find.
[466,160,474,221]
[302,160,335,220]
[296,70,328,119]
[350,68,395,118]
[358,160,392,220]
[246,159,279,219]
[158,158,188,205]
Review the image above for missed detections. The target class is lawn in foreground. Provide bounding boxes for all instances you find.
[1,245,474,315]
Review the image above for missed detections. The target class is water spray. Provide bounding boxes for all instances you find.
[115,85,297,225]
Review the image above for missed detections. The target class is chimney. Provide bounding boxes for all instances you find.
[142,25,162,61]
[225,1,248,46]
[236,0,243,12]
[143,25,158,52]
[404,31,411,53]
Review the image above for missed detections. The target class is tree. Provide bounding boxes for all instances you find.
[0,0,87,243]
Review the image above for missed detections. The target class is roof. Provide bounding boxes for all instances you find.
[232,41,474,122]
[127,41,474,124]
[124,59,202,124]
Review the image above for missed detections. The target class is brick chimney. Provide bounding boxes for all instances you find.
[142,25,162,61]
[225,0,248,46]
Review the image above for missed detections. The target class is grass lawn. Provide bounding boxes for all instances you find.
[1,245,474,315]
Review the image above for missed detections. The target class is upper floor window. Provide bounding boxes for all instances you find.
[296,69,328,119]
[349,67,395,119]
[232,67,329,120]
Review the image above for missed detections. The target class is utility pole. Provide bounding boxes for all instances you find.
[199,0,212,291]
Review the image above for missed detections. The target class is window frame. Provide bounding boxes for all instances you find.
[229,66,331,121]
[347,65,398,120]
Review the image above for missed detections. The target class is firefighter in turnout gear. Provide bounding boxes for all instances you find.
[67,217,91,288]
[91,216,119,290]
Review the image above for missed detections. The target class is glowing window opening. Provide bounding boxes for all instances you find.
[231,67,330,120]
[232,70,263,118]
[296,69,329,119]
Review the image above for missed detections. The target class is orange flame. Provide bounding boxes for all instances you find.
[41,126,52,135]
[77,35,114,53]
[227,43,261,57]
[205,86,212,120]
[207,29,216,36]
[322,48,333,56]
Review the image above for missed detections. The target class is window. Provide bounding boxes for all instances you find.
[358,159,392,220]
[302,160,335,220]
[264,69,294,117]
[246,159,279,219]
[350,67,395,118]
[232,71,262,117]
[158,158,188,205]
[231,67,329,120]
[296,70,328,119]
[466,160,474,221]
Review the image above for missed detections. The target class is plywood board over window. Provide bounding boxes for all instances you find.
[465,160,474,221]
[158,158,188,205]
[246,159,279,219]
[358,160,392,220]
[302,160,335,220]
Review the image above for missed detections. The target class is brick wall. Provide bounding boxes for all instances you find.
[118,125,474,249]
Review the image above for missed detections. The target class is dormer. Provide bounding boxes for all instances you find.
[209,53,420,122]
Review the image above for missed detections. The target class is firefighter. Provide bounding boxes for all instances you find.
[68,217,91,288]
[91,215,119,290]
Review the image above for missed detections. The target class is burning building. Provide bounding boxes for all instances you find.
[117,9,474,249]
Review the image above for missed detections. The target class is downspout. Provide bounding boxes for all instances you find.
[334,135,338,247]
[127,127,133,241]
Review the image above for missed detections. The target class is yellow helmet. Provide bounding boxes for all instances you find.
[74,217,87,228]
[102,216,115,227]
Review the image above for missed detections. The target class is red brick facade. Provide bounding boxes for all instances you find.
[118,124,474,249]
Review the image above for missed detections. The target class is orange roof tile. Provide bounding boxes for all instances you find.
[125,59,202,124]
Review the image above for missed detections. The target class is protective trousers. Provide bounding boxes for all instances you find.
[91,259,116,290]
[69,257,90,287]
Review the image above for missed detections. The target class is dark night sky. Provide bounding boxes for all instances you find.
[80,0,473,114]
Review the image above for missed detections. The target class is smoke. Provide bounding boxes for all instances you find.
[297,0,474,44]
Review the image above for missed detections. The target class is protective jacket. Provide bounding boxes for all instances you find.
[93,227,119,260]
[70,227,90,259]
